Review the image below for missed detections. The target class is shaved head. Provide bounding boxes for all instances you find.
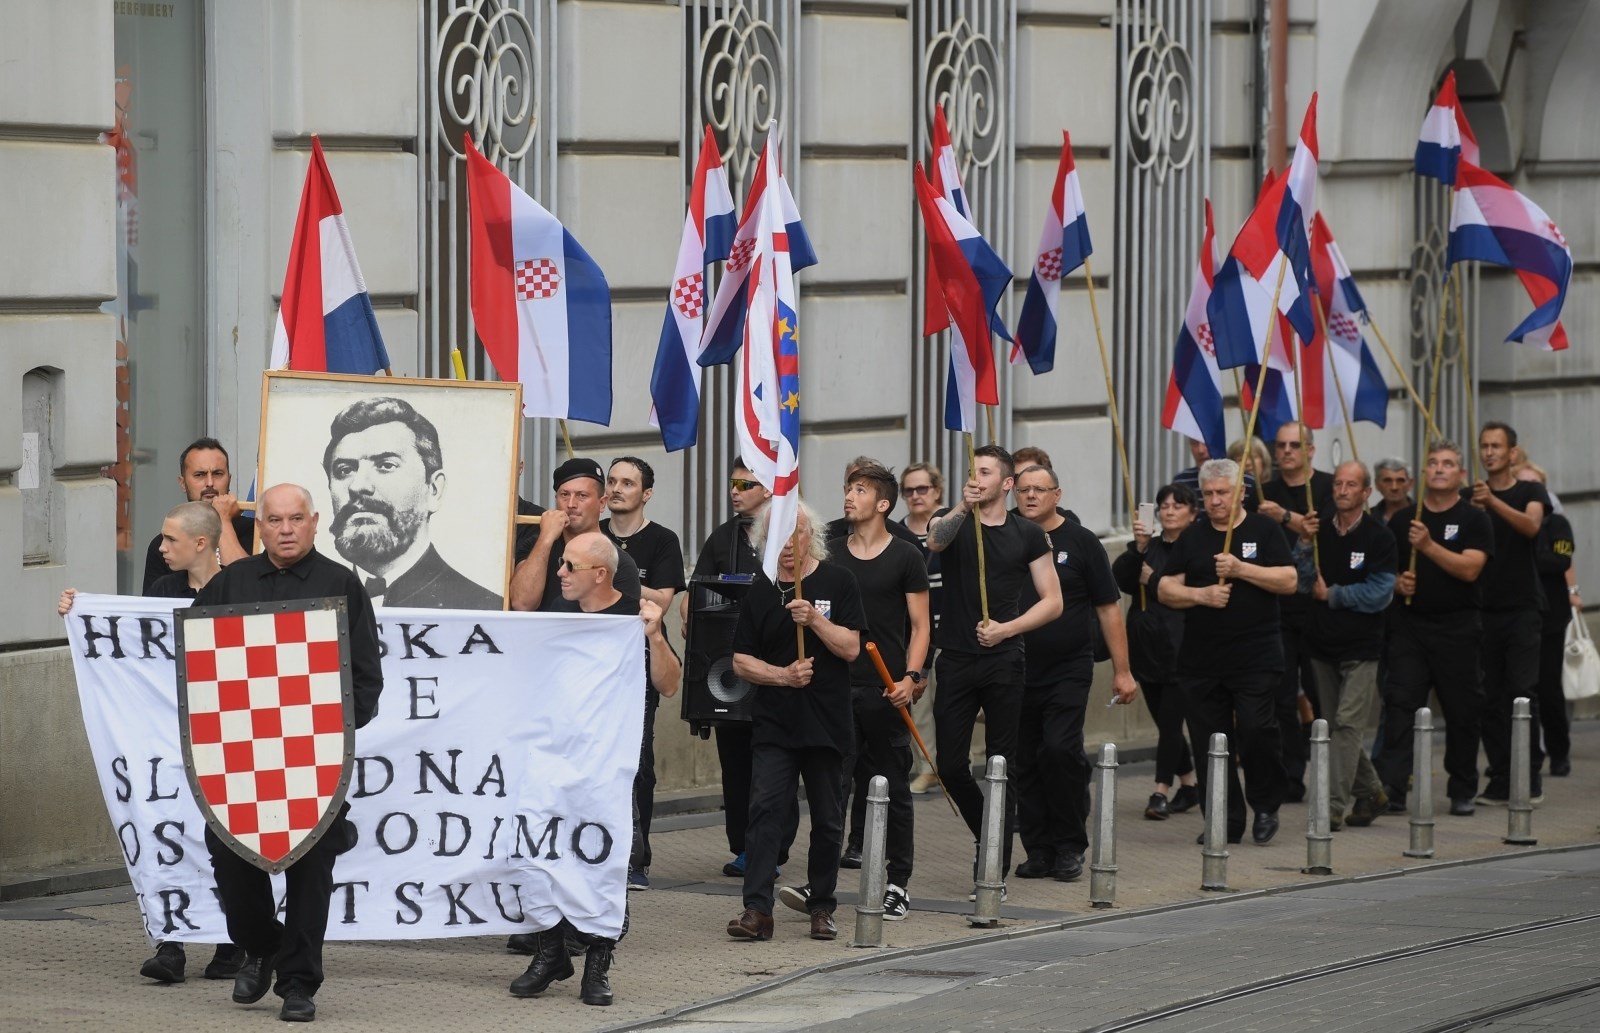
[167,501,221,545]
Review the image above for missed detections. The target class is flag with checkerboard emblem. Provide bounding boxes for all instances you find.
[176,598,353,874]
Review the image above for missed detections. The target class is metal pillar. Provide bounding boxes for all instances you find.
[1089,743,1118,908]
[1303,718,1332,875]
[971,756,1007,927]
[1200,733,1229,891]
[1506,698,1537,845]
[851,775,889,947]
[1404,707,1435,859]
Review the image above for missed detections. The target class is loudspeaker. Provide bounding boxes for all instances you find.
[681,577,757,731]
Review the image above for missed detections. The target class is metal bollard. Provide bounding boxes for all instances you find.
[1200,733,1229,892]
[970,756,1007,927]
[851,776,889,947]
[1303,719,1333,875]
[1506,698,1537,845]
[1404,707,1435,859]
[1089,743,1118,908]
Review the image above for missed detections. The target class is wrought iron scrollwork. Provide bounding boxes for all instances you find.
[700,4,785,194]
[1409,227,1463,363]
[1125,23,1195,184]
[924,17,1003,182]
[435,0,539,162]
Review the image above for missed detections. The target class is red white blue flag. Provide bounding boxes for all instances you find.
[1311,213,1388,427]
[1448,160,1571,351]
[1414,71,1479,186]
[1161,200,1227,459]
[1014,131,1093,374]
[914,162,1013,433]
[465,137,614,423]
[268,137,390,375]
[649,126,737,450]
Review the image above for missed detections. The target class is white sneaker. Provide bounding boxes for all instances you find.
[883,884,910,921]
[967,882,1007,903]
[908,773,938,795]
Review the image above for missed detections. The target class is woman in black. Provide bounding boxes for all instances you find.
[1520,463,1577,777]
[1113,484,1201,820]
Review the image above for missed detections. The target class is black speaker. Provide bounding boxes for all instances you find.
[681,576,757,732]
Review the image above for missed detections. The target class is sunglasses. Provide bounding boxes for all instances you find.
[730,478,760,492]
[559,559,607,575]
[1275,441,1305,451]
[901,485,936,497]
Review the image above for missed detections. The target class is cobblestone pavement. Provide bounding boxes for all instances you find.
[3,722,1597,1031]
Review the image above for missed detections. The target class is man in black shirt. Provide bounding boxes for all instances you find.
[510,458,642,613]
[1371,457,1414,524]
[926,445,1062,885]
[193,484,382,1024]
[823,455,922,548]
[1171,437,1260,512]
[727,504,866,943]
[1156,458,1298,845]
[142,437,254,592]
[1258,422,1335,801]
[1472,422,1549,804]
[1012,465,1134,882]
[1295,461,1397,829]
[1379,440,1493,814]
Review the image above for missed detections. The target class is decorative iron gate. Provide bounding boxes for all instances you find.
[1410,174,1477,460]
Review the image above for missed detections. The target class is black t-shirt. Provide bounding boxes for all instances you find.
[731,561,865,753]
[514,497,546,566]
[538,535,643,612]
[827,535,929,687]
[903,515,945,634]
[1113,536,1185,683]
[147,572,200,600]
[1263,470,1334,620]
[1535,512,1576,631]
[602,519,686,595]
[1305,512,1397,661]
[935,511,1052,656]
[1477,480,1549,612]
[1019,518,1119,681]
[691,516,761,579]
[825,516,921,550]
[1387,499,1494,615]
[142,514,257,593]
[1155,512,1293,674]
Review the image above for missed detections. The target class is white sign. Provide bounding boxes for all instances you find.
[66,595,643,944]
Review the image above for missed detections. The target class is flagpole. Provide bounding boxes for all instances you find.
[1362,312,1443,442]
[1231,369,1248,441]
[1083,256,1138,530]
[1313,297,1360,464]
[558,419,575,461]
[1222,259,1290,575]
[791,497,807,659]
[1405,262,1455,605]
[1455,269,1479,482]
[984,404,997,446]
[1287,329,1319,567]
[966,433,990,624]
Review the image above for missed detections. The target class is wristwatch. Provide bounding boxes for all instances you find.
[1280,511,1292,527]
[904,671,923,685]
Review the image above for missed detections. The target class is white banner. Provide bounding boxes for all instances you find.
[66,595,643,943]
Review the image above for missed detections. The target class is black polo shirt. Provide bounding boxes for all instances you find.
[1387,498,1494,615]
[1154,512,1293,675]
[1019,517,1119,682]
[1305,511,1397,661]
[1477,480,1549,613]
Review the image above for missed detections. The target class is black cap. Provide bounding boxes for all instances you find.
[552,457,605,491]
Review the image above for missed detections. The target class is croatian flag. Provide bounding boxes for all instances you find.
[699,123,816,369]
[1014,130,1093,374]
[1415,71,1480,186]
[649,126,737,451]
[914,162,1013,433]
[731,133,803,581]
[1448,160,1572,351]
[923,107,967,337]
[268,137,390,374]
[1208,95,1320,369]
[465,137,613,423]
[1161,200,1227,459]
[1311,213,1388,426]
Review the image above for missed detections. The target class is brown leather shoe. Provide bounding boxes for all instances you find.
[726,908,773,941]
[809,909,837,941]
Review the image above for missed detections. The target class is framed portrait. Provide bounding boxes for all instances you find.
[257,371,522,611]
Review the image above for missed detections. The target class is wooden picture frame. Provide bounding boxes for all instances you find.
[257,371,522,611]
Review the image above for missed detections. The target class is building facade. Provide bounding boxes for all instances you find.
[3,0,1596,869]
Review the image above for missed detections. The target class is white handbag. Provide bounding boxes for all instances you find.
[1561,608,1600,701]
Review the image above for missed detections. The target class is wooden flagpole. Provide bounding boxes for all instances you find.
[1082,255,1142,605]
[1221,258,1291,573]
[967,433,990,624]
[1404,264,1455,604]
[1287,327,1319,566]
[1455,270,1480,482]
[1363,313,1444,443]
[791,492,807,659]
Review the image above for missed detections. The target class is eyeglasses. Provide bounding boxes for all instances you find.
[901,485,936,497]
[559,559,608,574]
[1015,486,1056,496]
[730,478,760,492]
[1275,441,1304,451]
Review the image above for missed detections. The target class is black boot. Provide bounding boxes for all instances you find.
[580,940,615,1006]
[508,929,574,998]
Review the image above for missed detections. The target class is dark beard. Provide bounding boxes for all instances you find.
[331,498,426,569]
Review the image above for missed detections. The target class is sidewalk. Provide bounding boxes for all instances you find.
[2,721,1596,1031]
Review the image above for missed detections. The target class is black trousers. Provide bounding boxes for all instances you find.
[714,722,754,855]
[1536,620,1573,767]
[630,692,660,870]
[205,807,353,998]
[843,753,870,850]
[933,649,1025,875]
[1015,657,1093,861]
[743,744,844,915]
[1139,675,1195,785]
[1277,618,1318,785]
[1381,610,1484,803]
[1180,668,1285,835]
[1479,608,1543,792]
[840,685,915,887]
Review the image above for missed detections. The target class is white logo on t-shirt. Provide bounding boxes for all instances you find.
[1349,551,1365,570]
[1444,524,1459,541]
[814,599,832,619]
[1242,541,1258,559]
[1056,550,1070,565]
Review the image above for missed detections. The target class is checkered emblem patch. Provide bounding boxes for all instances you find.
[1328,311,1361,342]
[1444,524,1459,541]
[177,599,353,874]
[672,272,705,320]
[1350,551,1365,570]
[515,258,561,300]
[1037,247,1064,281]
[1547,220,1566,248]
[1242,541,1258,559]
[1196,322,1216,356]
[727,238,757,273]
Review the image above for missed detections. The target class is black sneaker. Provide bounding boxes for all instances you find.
[1051,853,1084,882]
[1475,786,1510,806]
[838,845,863,870]
[777,883,811,914]
[1013,854,1054,879]
[139,941,186,983]
[1169,785,1200,813]
[882,884,910,921]
[1449,798,1476,816]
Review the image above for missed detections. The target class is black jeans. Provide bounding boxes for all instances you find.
[1139,675,1195,785]
[1479,608,1542,792]
[839,685,915,887]
[714,722,753,855]
[933,649,1025,875]
[205,806,353,998]
[743,744,844,916]
[1277,617,1317,785]
[1381,610,1484,803]
[1181,668,1286,836]
[1015,657,1093,861]
[630,692,660,870]
[1536,620,1573,767]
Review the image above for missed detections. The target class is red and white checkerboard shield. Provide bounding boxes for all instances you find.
[177,598,354,874]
